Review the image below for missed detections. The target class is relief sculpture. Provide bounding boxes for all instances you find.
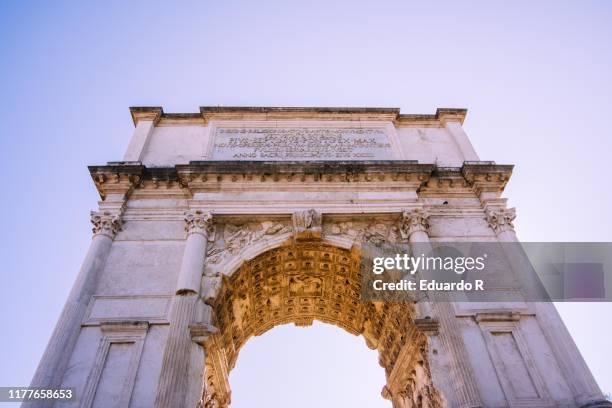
[288,276,323,296]
[325,220,402,245]
[206,221,292,265]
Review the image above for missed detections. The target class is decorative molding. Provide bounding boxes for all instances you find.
[475,311,521,322]
[88,161,516,202]
[384,331,444,407]
[129,106,163,126]
[202,335,231,408]
[89,163,144,200]
[184,209,214,237]
[189,323,219,346]
[80,321,149,408]
[199,106,401,124]
[125,106,467,127]
[414,317,440,335]
[90,210,123,238]
[175,161,434,192]
[479,320,552,407]
[82,295,172,325]
[462,162,513,197]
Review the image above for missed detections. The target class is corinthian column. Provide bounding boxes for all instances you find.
[400,208,483,408]
[28,211,122,407]
[485,206,610,407]
[155,210,213,408]
[399,208,433,319]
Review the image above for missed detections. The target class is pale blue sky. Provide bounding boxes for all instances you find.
[1,1,611,406]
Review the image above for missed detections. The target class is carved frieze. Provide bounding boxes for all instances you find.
[324,220,401,245]
[205,221,292,265]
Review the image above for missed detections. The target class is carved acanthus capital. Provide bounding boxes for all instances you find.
[399,208,430,239]
[185,210,214,237]
[485,207,516,235]
[292,208,322,240]
[90,211,123,238]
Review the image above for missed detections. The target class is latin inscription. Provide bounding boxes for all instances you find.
[211,127,393,160]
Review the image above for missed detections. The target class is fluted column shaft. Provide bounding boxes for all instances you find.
[402,208,483,408]
[28,211,122,408]
[486,207,608,407]
[155,210,213,408]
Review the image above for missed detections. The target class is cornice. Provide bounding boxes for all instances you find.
[129,106,163,126]
[127,106,468,126]
[87,160,512,199]
[461,161,514,196]
[175,161,434,192]
[396,108,467,126]
[88,162,144,200]
[199,106,400,123]
[176,160,430,175]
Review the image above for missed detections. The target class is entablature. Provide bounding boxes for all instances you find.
[129,106,468,127]
[89,161,513,201]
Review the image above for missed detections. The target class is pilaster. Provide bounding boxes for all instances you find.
[123,107,162,162]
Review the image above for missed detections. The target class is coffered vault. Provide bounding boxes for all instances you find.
[28,107,610,408]
[201,241,441,408]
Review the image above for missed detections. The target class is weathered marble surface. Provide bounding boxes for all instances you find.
[29,107,610,408]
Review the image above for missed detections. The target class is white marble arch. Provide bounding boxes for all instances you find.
[28,107,611,408]
[199,234,440,408]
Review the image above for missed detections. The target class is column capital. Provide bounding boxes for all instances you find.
[90,210,123,238]
[485,207,516,235]
[399,208,430,239]
[184,210,214,237]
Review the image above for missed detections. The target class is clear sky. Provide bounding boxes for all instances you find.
[1,1,611,406]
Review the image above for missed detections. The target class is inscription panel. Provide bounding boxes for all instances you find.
[211,127,393,160]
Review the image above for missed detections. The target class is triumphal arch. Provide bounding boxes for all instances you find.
[30,107,610,407]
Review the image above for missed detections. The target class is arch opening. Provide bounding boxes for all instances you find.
[229,321,388,407]
[200,242,442,408]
